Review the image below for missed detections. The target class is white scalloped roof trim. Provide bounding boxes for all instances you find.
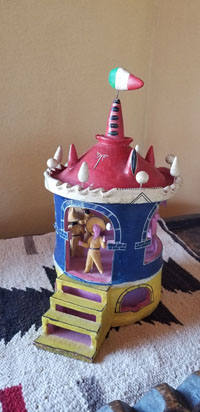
[44,171,182,204]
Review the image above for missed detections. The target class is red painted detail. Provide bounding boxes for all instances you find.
[127,73,144,90]
[145,145,155,165]
[157,166,173,184]
[53,101,173,190]
[68,144,78,167]
[0,384,27,412]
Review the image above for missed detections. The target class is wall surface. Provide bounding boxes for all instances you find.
[144,0,200,218]
[0,0,199,238]
[0,0,153,238]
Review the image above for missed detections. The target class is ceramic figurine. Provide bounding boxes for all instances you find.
[79,217,106,274]
[82,209,95,241]
[68,207,84,257]
[35,67,182,362]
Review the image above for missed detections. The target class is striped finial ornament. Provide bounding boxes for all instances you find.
[109,67,144,91]
[105,99,124,139]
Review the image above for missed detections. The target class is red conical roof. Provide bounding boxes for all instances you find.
[53,99,173,190]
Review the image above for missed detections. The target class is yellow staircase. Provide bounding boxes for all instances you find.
[34,274,111,362]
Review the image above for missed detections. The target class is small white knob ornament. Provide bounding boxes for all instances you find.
[136,171,149,187]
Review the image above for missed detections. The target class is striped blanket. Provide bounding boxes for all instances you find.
[0,219,199,412]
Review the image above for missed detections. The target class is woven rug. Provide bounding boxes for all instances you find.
[0,219,199,412]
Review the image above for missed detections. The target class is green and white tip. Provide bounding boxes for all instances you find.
[108,67,144,91]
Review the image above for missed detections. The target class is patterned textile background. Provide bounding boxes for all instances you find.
[0,220,199,412]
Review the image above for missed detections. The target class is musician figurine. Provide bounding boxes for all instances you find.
[79,217,106,274]
[68,207,85,257]
[82,209,95,241]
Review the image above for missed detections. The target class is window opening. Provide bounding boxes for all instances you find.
[144,211,162,264]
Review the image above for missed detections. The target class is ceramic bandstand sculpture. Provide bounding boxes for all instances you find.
[35,68,182,362]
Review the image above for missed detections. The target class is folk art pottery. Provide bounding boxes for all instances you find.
[35,68,182,362]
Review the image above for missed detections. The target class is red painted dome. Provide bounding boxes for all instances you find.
[53,99,173,190]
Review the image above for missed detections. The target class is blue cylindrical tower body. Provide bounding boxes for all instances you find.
[53,194,162,285]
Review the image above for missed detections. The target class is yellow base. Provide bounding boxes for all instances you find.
[35,268,162,362]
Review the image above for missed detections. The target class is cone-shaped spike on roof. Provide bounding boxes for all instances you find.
[145,146,155,165]
[135,144,140,153]
[170,156,180,177]
[105,99,124,139]
[47,158,58,169]
[78,161,89,184]
[54,145,63,163]
[68,144,78,167]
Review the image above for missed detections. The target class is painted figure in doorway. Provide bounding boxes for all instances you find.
[68,207,85,257]
[79,217,106,274]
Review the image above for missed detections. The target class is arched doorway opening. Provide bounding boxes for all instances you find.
[116,285,153,313]
[63,204,116,284]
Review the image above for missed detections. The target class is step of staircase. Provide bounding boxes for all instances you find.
[50,291,106,322]
[53,289,107,312]
[58,274,110,292]
[43,308,101,334]
[56,274,110,306]
[35,274,111,362]
[34,333,96,362]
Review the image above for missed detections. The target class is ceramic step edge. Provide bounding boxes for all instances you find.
[56,275,110,303]
[51,290,107,311]
[58,273,110,292]
[43,308,101,334]
[34,333,96,362]
[56,278,108,307]
[50,292,106,323]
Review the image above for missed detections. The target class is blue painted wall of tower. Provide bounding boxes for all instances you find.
[53,194,162,285]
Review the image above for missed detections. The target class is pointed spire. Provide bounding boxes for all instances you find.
[145,146,155,165]
[170,156,180,177]
[105,99,124,139]
[54,145,63,163]
[68,144,78,167]
[78,161,89,184]
[124,149,137,175]
[47,158,58,169]
[135,144,140,153]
